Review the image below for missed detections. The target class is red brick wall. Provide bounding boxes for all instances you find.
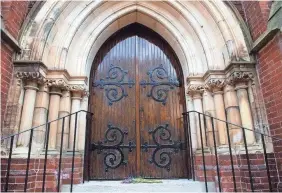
[1,1,30,127]
[241,1,272,40]
[1,1,30,39]
[194,153,279,192]
[1,156,83,192]
[230,1,247,22]
[1,41,14,127]
[239,1,282,189]
[257,33,282,139]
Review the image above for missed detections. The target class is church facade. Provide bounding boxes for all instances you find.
[1,1,282,192]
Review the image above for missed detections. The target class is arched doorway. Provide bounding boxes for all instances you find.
[89,24,188,179]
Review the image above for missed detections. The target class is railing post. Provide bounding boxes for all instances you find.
[70,112,78,192]
[225,122,237,192]
[198,113,208,192]
[57,117,65,192]
[261,134,272,192]
[187,113,195,181]
[211,117,221,192]
[5,136,14,192]
[242,128,254,192]
[24,129,34,192]
[42,123,51,192]
[83,112,93,182]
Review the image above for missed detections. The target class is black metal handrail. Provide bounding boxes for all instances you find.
[1,110,93,192]
[183,111,282,192]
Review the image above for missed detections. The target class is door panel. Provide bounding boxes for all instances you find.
[138,32,187,178]
[90,33,137,179]
[90,24,187,179]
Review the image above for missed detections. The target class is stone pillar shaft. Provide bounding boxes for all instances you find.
[69,92,82,150]
[48,87,62,150]
[224,84,242,144]
[203,90,218,147]
[236,82,255,144]
[57,91,71,150]
[186,95,197,151]
[32,84,49,152]
[213,90,227,145]
[78,95,88,151]
[17,81,38,147]
[192,93,206,148]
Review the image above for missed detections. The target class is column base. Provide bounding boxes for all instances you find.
[214,145,231,155]
[195,147,211,154]
[233,143,264,154]
[40,148,60,155]
[12,147,31,157]
[194,144,265,155]
[66,149,81,155]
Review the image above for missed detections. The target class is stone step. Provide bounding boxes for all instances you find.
[61,179,215,192]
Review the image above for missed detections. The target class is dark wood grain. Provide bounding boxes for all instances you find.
[89,24,187,179]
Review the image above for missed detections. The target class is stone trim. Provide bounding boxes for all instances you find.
[187,84,205,96]
[14,62,88,96]
[1,14,21,53]
[250,28,280,53]
[226,71,254,85]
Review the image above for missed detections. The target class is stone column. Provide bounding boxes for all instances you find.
[56,90,71,150]
[193,92,206,148]
[48,87,62,150]
[32,84,49,154]
[188,85,206,148]
[203,89,218,147]
[17,80,38,148]
[224,84,242,144]
[235,82,255,144]
[69,92,82,150]
[78,94,89,151]
[213,88,227,145]
[186,94,198,151]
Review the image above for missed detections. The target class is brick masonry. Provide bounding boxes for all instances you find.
[240,1,282,188]
[1,155,83,192]
[1,1,282,192]
[1,1,30,127]
[194,153,280,192]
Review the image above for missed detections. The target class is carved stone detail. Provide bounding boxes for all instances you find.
[227,71,254,85]
[45,79,68,88]
[66,84,86,91]
[205,78,226,92]
[16,72,45,83]
[187,84,205,96]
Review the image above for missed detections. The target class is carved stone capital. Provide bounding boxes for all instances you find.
[16,72,46,84]
[205,78,226,92]
[187,84,205,96]
[67,84,86,92]
[45,79,68,89]
[226,71,254,85]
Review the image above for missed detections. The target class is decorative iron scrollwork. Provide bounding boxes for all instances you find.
[142,124,185,171]
[91,123,136,172]
[140,64,179,105]
[93,64,135,105]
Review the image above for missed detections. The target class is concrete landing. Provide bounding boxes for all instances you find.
[62,179,215,192]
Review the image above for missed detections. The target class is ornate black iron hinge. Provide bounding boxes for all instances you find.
[141,124,186,171]
[91,123,136,172]
[140,64,179,105]
[93,64,135,105]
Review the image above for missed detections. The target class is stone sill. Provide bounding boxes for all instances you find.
[250,28,281,54]
[1,28,21,53]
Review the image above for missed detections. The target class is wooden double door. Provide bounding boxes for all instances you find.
[89,24,188,179]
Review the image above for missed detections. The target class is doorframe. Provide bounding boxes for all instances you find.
[85,23,189,180]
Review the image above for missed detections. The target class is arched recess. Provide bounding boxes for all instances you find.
[17,0,252,85]
[89,23,188,179]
